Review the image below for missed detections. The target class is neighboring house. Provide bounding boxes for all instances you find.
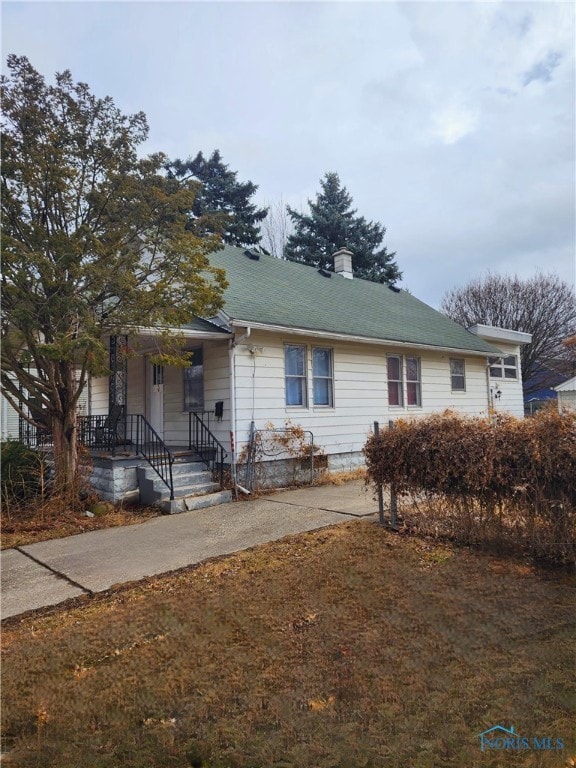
[6,245,531,508]
[524,363,573,415]
[554,376,576,412]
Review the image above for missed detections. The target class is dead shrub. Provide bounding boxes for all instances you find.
[238,420,325,491]
[364,409,576,564]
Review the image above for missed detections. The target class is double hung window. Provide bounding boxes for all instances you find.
[450,358,466,391]
[406,356,421,406]
[285,345,307,407]
[387,354,422,407]
[312,348,333,407]
[387,355,404,406]
[284,345,335,408]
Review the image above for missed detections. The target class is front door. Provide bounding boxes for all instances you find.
[147,361,164,439]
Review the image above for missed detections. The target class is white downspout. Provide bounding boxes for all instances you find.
[229,327,251,493]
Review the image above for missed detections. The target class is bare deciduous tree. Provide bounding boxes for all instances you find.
[259,197,293,258]
[440,272,576,394]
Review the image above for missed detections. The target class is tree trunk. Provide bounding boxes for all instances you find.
[51,411,78,499]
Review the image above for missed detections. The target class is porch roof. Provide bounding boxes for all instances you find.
[136,316,232,340]
[179,317,232,336]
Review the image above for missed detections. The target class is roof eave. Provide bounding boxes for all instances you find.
[133,325,231,340]
[228,319,497,357]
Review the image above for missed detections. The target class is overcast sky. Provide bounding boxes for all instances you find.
[2,1,575,307]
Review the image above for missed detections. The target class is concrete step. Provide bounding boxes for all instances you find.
[162,489,233,514]
[137,462,228,510]
[165,481,221,499]
[139,467,214,485]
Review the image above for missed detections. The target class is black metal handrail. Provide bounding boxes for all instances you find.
[18,418,53,449]
[188,411,227,488]
[77,413,174,500]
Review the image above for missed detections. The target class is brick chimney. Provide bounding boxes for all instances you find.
[333,247,353,279]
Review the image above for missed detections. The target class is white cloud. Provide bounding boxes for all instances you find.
[432,103,479,145]
[2,0,574,306]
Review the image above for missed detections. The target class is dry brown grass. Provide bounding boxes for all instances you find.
[315,467,367,486]
[2,522,575,767]
[1,503,159,550]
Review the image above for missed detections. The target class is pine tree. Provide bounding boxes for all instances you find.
[284,172,401,284]
[167,150,268,247]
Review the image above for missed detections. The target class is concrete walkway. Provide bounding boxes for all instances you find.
[1,481,377,620]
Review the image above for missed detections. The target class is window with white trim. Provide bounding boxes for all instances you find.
[450,358,466,391]
[489,355,518,379]
[312,347,334,407]
[387,355,404,406]
[285,344,308,407]
[406,356,421,406]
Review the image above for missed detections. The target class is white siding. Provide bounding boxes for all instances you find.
[1,391,20,439]
[126,355,145,415]
[90,376,109,416]
[82,330,527,459]
[162,341,231,448]
[231,330,496,457]
[2,371,90,439]
[558,391,576,412]
[487,341,525,418]
[204,341,232,448]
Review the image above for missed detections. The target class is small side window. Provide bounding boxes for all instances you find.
[450,358,466,391]
[489,355,518,380]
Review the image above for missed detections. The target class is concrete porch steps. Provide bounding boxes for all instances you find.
[137,454,231,514]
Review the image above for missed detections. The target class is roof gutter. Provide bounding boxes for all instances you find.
[133,326,231,340]
[228,319,499,357]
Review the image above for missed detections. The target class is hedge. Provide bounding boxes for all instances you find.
[364,409,576,564]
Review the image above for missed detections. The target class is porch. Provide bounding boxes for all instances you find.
[18,328,234,511]
[20,411,231,512]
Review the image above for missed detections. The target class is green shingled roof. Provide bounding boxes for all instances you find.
[207,246,498,355]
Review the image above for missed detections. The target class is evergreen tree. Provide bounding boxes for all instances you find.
[284,172,401,284]
[167,150,267,247]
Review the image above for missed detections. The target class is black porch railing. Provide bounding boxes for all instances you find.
[77,413,175,500]
[18,418,52,449]
[19,410,230,500]
[188,411,227,488]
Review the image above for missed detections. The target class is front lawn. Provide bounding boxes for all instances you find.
[1,521,574,767]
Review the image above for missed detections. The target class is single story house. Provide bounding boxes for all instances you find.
[554,376,576,412]
[4,245,531,510]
